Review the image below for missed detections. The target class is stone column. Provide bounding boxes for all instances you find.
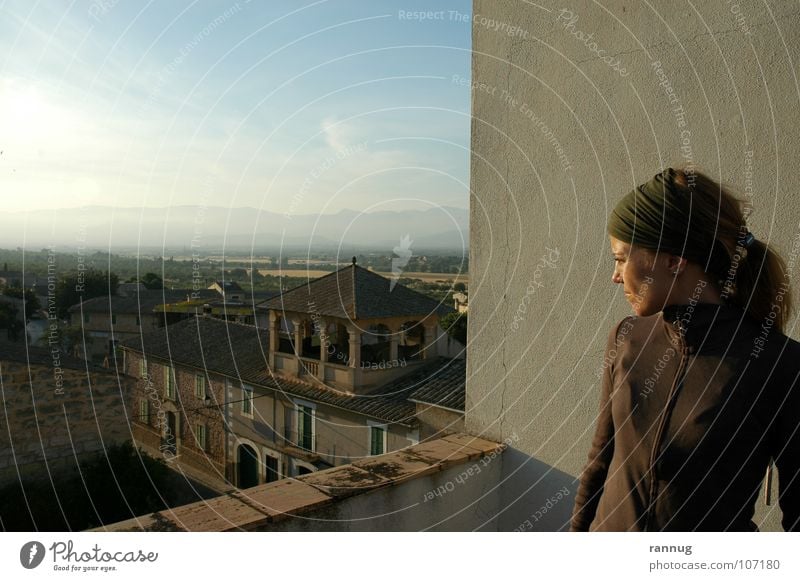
[348,325,361,368]
[318,317,328,381]
[268,310,279,368]
[292,317,303,358]
[423,323,437,359]
[389,325,399,363]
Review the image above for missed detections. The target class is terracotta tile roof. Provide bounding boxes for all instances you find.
[120,316,270,385]
[408,357,466,412]
[262,264,454,320]
[68,289,218,314]
[120,317,420,424]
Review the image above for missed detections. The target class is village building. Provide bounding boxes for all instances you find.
[120,261,466,490]
[68,288,217,363]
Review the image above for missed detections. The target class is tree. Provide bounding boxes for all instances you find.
[454,282,466,292]
[0,303,24,341]
[2,286,41,317]
[140,272,164,290]
[54,269,119,319]
[439,311,467,345]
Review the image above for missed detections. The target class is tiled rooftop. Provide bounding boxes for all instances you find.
[121,317,465,425]
[68,289,218,314]
[94,433,503,531]
[262,263,454,319]
[408,357,466,412]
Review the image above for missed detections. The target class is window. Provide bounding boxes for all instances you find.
[195,375,206,399]
[164,366,176,400]
[139,358,148,378]
[135,315,141,326]
[111,313,117,325]
[242,386,254,416]
[139,399,149,424]
[264,454,279,483]
[369,424,387,456]
[83,313,90,324]
[196,424,207,451]
[297,405,314,451]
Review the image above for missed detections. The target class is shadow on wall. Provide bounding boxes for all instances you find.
[493,447,576,532]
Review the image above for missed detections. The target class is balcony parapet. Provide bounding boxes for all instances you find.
[93,433,504,532]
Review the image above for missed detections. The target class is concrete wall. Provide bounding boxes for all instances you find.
[467,0,800,531]
[415,404,465,440]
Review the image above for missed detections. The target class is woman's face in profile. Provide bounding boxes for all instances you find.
[609,236,671,316]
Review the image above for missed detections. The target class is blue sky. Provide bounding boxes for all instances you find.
[0,0,472,213]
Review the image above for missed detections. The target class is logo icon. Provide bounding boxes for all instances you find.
[391,234,413,291]
[20,541,46,569]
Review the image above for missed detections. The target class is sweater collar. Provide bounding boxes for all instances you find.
[660,301,742,352]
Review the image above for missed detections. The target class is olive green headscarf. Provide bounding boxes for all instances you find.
[607,168,729,277]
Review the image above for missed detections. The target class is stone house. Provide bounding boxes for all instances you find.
[120,263,466,489]
[68,288,217,363]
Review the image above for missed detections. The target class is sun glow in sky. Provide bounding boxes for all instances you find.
[0,0,471,213]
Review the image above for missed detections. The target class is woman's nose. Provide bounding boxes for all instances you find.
[611,269,622,284]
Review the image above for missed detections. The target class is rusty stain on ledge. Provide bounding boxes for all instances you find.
[92,433,505,532]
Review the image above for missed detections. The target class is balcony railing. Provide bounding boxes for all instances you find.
[300,359,319,377]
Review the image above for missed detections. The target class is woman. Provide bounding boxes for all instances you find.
[570,167,800,531]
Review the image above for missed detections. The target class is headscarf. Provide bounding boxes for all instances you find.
[606,168,730,278]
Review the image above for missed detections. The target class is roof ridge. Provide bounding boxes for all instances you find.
[351,263,358,319]
[270,264,348,297]
[268,373,356,399]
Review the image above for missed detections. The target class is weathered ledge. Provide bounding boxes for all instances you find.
[91,433,504,532]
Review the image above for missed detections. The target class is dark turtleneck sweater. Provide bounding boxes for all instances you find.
[571,302,800,531]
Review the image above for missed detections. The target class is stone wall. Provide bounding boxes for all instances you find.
[0,358,135,486]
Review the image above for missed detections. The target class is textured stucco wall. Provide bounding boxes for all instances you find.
[466,0,800,531]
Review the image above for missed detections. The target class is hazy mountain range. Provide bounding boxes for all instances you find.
[0,206,469,254]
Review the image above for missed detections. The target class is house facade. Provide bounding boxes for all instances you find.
[121,262,466,490]
[69,288,217,363]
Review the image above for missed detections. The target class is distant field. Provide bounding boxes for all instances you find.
[256,269,467,284]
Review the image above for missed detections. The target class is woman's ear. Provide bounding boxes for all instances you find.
[666,254,687,275]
